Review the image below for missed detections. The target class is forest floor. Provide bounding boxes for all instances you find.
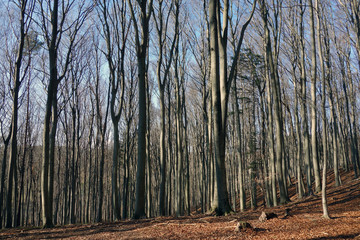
[1,170,360,239]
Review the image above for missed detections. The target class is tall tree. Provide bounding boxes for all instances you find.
[128,0,153,219]
[38,0,92,227]
[209,0,230,215]
[260,0,288,204]
[209,0,256,215]
[298,0,312,195]
[308,0,321,193]
[174,27,184,216]
[5,0,34,228]
[88,30,110,223]
[316,0,330,219]
[98,0,129,221]
[153,0,179,216]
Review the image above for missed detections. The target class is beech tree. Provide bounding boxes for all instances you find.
[0,0,360,228]
[98,0,130,221]
[308,0,321,194]
[260,0,288,204]
[36,0,93,227]
[208,0,256,215]
[128,0,153,219]
[153,0,179,216]
[4,0,34,228]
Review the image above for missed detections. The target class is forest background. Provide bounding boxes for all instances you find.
[0,0,359,229]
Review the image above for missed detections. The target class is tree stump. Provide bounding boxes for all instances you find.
[259,211,278,222]
[235,221,253,232]
[284,208,291,218]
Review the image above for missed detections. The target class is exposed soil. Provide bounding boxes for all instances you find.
[1,170,360,239]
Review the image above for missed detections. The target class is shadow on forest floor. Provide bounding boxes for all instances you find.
[1,169,360,239]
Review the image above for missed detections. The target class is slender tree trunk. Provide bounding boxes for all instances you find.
[167,81,172,216]
[41,0,62,228]
[16,87,31,227]
[345,50,360,175]
[134,54,147,218]
[0,132,11,228]
[6,0,30,227]
[233,77,246,210]
[146,73,152,218]
[292,62,304,199]
[209,0,232,215]
[320,11,341,187]
[265,67,277,207]
[299,0,312,195]
[261,0,287,204]
[341,64,358,178]
[159,90,167,215]
[70,107,77,224]
[316,0,330,218]
[111,121,121,220]
[6,92,19,228]
[182,79,191,216]
[62,116,70,224]
[308,0,321,193]
[155,0,179,216]
[129,0,152,219]
[321,145,330,218]
[174,57,183,216]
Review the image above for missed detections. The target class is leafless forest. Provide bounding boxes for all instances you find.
[0,0,360,230]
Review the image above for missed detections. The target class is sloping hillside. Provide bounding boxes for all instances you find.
[1,170,360,239]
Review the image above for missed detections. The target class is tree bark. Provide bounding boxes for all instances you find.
[308,0,321,193]
[299,0,312,195]
[209,0,232,215]
[129,0,153,219]
[154,0,179,216]
[6,0,30,228]
[261,0,287,204]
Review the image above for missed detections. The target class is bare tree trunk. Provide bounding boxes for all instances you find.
[41,6,58,224]
[122,71,135,219]
[6,0,32,228]
[99,0,128,221]
[261,0,287,204]
[16,80,32,227]
[308,0,321,193]
[146,68,151,218]
[291,56,304,199]
[181,73,191,216]
[320,8,341,187]
[345,48,360,175]
[134,44,148,219]
[265,64,277,207]
[40,0,90,227]
[167,81,172,216]
[129,0,153,219]
[154,0,179,216]
[0,131,11,228]
[299,0,312,195]
[316,0,330,218]
[209,0,232,215]
[112,122,121,220]
[95,65,109,222]
[174,45,183,216]
[340,52,359,178]
[321,146,330,219]
[288,3,304,199]
[70,103,77,224]
[233,77,246,210]
[159,90,166,216]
